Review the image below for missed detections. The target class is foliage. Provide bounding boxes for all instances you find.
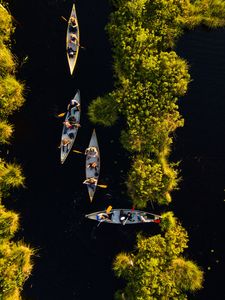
[0,160,25,198]
[127,155,167,208]
[179,0,225,28]
[0,242,33,298]
[126,153,180,208]
[0,120,13,144]
[113,214,203,299]
[0,75,25,117]
[0,3,33,300]
[171,258,204,292]
[113,252,134,278]
[0,205,19,240]
[0,3,14,42]
[88,93,119,126]
[0,44,16,76]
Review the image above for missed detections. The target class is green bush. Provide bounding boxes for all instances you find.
[0,120,14,144]
[0,75,25,117]
[0,161,25,198]
[0,242,33,298]
[88,94,119,126]
[0,44,16,76]
[0,205,19,240]
[0,3,14,42]
[113,217,203,299]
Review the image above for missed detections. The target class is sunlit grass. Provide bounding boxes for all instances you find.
[0,205,19,239]
[0,120,14,144]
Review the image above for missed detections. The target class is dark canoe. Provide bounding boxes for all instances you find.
[60,90,81,164]
[66,3,79,75]
[85,129,100,202]
[85,209,161,225]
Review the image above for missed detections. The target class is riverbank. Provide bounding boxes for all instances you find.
[0,3,33,300]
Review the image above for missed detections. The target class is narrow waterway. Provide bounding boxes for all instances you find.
[8,1,225,299]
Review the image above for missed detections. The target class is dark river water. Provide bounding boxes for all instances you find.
[7,1,225,299]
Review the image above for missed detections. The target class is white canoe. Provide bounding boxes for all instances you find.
[85,209,161,225]
[85,129,100,202]
[60,90,81,164]
[66,3,79,75]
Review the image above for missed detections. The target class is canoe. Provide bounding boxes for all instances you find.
[66,3,79,75]
[84,129,100,202]
[60,90,81,164]
[85,209,161,225]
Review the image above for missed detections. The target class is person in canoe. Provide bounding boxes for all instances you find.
[70,33,78,44]
[69,16,78,32]
[138,214,161,223]
[85,146,98,158]
[87,161,98,170]
[63,120,74,129]
[58,137,71,148]
[67,46,76,58]
[83,177,97,190]
[67,98,80,112]
[96,212,112,222]
[119,210,133,225]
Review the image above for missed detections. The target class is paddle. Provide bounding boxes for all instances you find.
[97,184,107,189]
[72,149,84,154]
[106,205,112,214]
[57,112,67,117]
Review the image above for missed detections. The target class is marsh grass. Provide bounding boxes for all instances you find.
[0,4,14,42]
[0,205,19,239]
[0,3,33,300]
[0,75,25,117]
[0,120,14,144]
[0,44,16,76]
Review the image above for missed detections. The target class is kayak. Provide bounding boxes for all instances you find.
[84,129,100,202]
[60,90,81,164]
[85,209,161,225]
[66,3,79,75]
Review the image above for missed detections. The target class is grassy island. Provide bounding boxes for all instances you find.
[0,2,33,300]
[88,0,225,298]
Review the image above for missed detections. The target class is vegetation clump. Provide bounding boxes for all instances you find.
[0,2,33,300]
[113,212,203,300]
[89,0,225,208]
[87,0,225,298]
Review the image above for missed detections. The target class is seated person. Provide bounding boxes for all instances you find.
[67,46,75,57]
[83,177,97,185]
[119,210,133,225]
[67,100,80,112]
[63,120,74,129]
[70,33,78,44]
[87,161,98,170]
[96,212,112,222]
[69,16,78,32]
[59,137,71,148]
[85,146,98,157]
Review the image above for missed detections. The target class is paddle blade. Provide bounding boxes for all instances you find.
[106,205,112,214]
[72,150,83,154]
[97,184,107,188]
[58,112,66,117]
[61,16,67,22]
